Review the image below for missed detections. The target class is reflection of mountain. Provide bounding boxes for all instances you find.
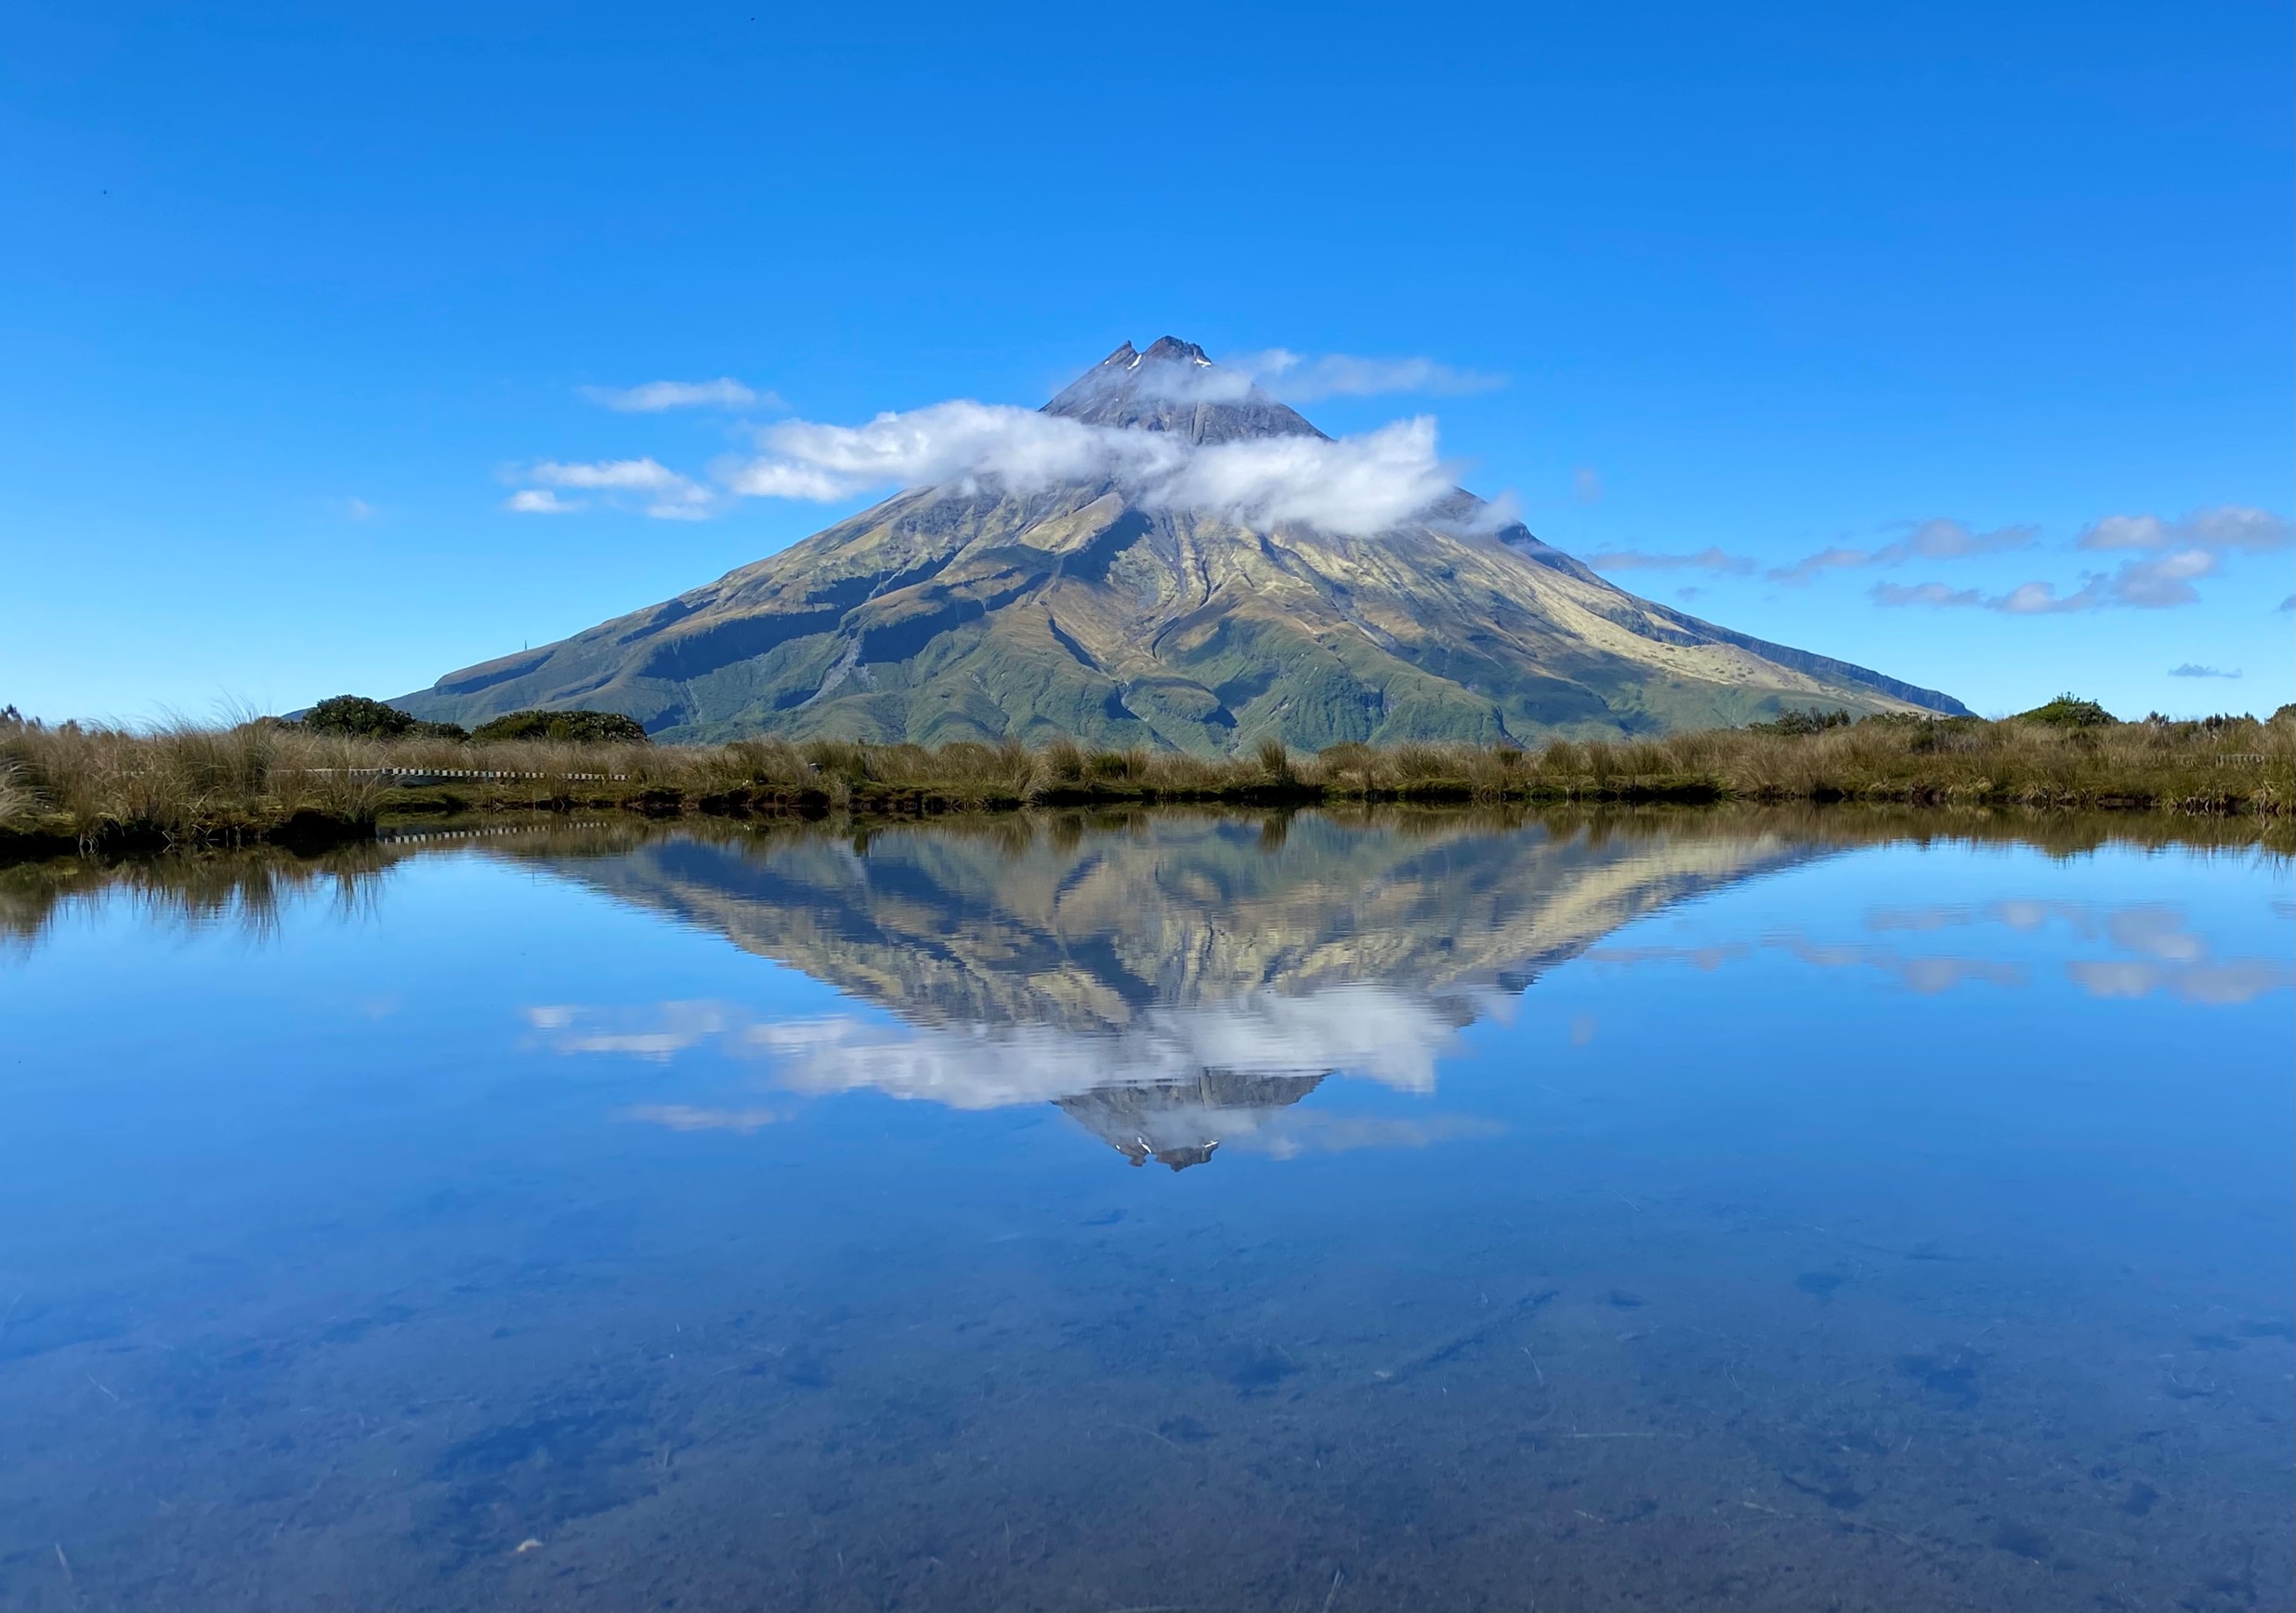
[530,810,1819,1166]
[1057,1069,1329,1171]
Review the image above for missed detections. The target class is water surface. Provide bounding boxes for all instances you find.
[2,809,2289,1610]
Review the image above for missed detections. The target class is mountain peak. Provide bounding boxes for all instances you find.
[1044,336,1326,444]
[1139,334,1212,365]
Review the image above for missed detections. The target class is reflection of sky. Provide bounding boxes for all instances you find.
[1588,893,2289,1005]
[5,832,2289,1184]
[1,835,2290,1606]
[492,836,2296,1172]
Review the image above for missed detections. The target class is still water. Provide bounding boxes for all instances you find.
[1,809,2289,1611]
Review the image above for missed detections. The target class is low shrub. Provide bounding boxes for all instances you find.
[469,709,649,744]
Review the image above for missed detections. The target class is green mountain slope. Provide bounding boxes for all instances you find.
[397,337,1967,748]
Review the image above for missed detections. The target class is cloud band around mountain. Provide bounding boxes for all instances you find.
[719,401,1482,537]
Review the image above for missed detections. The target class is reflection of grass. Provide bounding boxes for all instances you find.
[5,800,2283,951]
[3,711,2289,859]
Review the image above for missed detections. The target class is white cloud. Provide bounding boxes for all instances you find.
[1164,417,1466,534]
[514,457,714,520]
[2102,548,2219,607]
[733,401,1133,501]
[1572,466,1602,504]
[1228,349,1507,401]
[2168,662,2241,679]
[1586,545,1757,576]
[723,402,1476,537]
[505,488,584,515]
[1877,548,2222,613]
[1995,550,2219,612]
[346,497,376,520]
[1871,581,1981,609]
[1773,518,2039,584]
[2078,505,2292,554]
[581,377,776,413]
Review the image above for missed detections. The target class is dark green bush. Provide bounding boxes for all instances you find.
[1750,706,1853,737]
[2017,693,2117,728]
[469,709,649,744]
[303,695,418,738]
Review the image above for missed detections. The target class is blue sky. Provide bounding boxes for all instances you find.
[3,1,2289,724]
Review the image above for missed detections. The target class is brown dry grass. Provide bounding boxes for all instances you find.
[3,711,2289,857]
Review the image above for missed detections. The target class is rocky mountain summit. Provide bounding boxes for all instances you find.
[398,338,1965,747]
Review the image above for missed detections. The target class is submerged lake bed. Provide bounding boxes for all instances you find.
[2,808,2289,1611]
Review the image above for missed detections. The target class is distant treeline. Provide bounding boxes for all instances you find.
[3,697,2290,859]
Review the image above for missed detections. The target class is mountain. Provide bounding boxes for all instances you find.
[397,337,1968,748]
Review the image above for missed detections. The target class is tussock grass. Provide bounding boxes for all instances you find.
[3,709,2289,859]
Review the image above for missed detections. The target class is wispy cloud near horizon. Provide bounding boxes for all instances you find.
[1584,545,1757,576]
[580,377,781,413]
[2077,505,2291,555]
[1863,504,2288,618]
[1227,348,1506,401]
[1770,518,2040,584]
[509,457,713,520]
[1875,547,2229,614]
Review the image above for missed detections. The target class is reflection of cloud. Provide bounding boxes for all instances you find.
[527,1001,732,1060]
[618,1104,781,1132]
[757,985,1468,1109]
[1877,900,2204,959]
[528,985,1476,1108]
[1588,935,2023,993]
[1862,899,2286,1006]
[2101,907,2204,964]
[1866,905,1975,932]
[1230,1112,1504,1160]
[2066,960,2289,1005]
[1588,943,1750,970]
[1782,940,2027,993]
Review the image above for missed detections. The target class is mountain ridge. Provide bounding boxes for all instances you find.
[397,338,1968,746]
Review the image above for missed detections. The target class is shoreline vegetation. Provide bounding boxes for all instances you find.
[3,699,2290,862]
